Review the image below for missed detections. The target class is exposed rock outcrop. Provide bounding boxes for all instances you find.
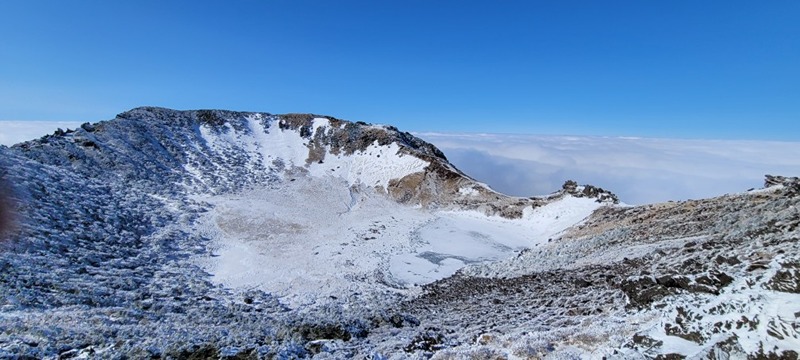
[561,179,619,204]
[765,174,800,196]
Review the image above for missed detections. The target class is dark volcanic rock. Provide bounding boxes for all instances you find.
[562,179,619,204]
[621,276,672,308]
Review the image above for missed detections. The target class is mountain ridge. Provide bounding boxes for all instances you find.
[0,107,795,359]
[10,106,617,214]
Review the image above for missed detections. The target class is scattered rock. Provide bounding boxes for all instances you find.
[621,276,671,308]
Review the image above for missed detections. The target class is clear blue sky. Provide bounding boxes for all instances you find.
[1,1,798,140]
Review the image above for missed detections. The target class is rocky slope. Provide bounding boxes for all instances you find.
[0,107,795,359]
[376,176,799,359]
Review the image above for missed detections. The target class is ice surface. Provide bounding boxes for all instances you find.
[389,196,602,285]
[194,171,601,306]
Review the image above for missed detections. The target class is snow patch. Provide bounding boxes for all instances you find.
[311,117,329,133]
[196,116,428,190]
[306,141,429,190]
[458,186,480,196]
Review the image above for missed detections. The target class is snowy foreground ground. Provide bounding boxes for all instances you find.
[0,108,798,358]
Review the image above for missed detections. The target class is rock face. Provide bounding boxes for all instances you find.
[766,174,800,196]
[0,107,795,359]
[765,174,800,187]
[561,179,619,203]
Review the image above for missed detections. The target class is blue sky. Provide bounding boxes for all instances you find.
[1,1,798,140]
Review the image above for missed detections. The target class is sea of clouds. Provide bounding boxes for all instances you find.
[0,121,84,147]
[417,132,800,205]
[1,121,797,205]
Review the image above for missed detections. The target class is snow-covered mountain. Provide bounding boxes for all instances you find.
[0,107,796,359]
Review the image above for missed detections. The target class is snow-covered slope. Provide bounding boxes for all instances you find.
[0,107,795,359]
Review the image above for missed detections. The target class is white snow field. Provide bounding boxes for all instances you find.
[196,176,601,307]
[189,115,604,307]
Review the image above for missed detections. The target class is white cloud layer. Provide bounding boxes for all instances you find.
[0,121,84,147]
[417,133,800,205]
[2,122,797,205]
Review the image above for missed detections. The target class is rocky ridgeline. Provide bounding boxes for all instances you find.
[39,107,596,217]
